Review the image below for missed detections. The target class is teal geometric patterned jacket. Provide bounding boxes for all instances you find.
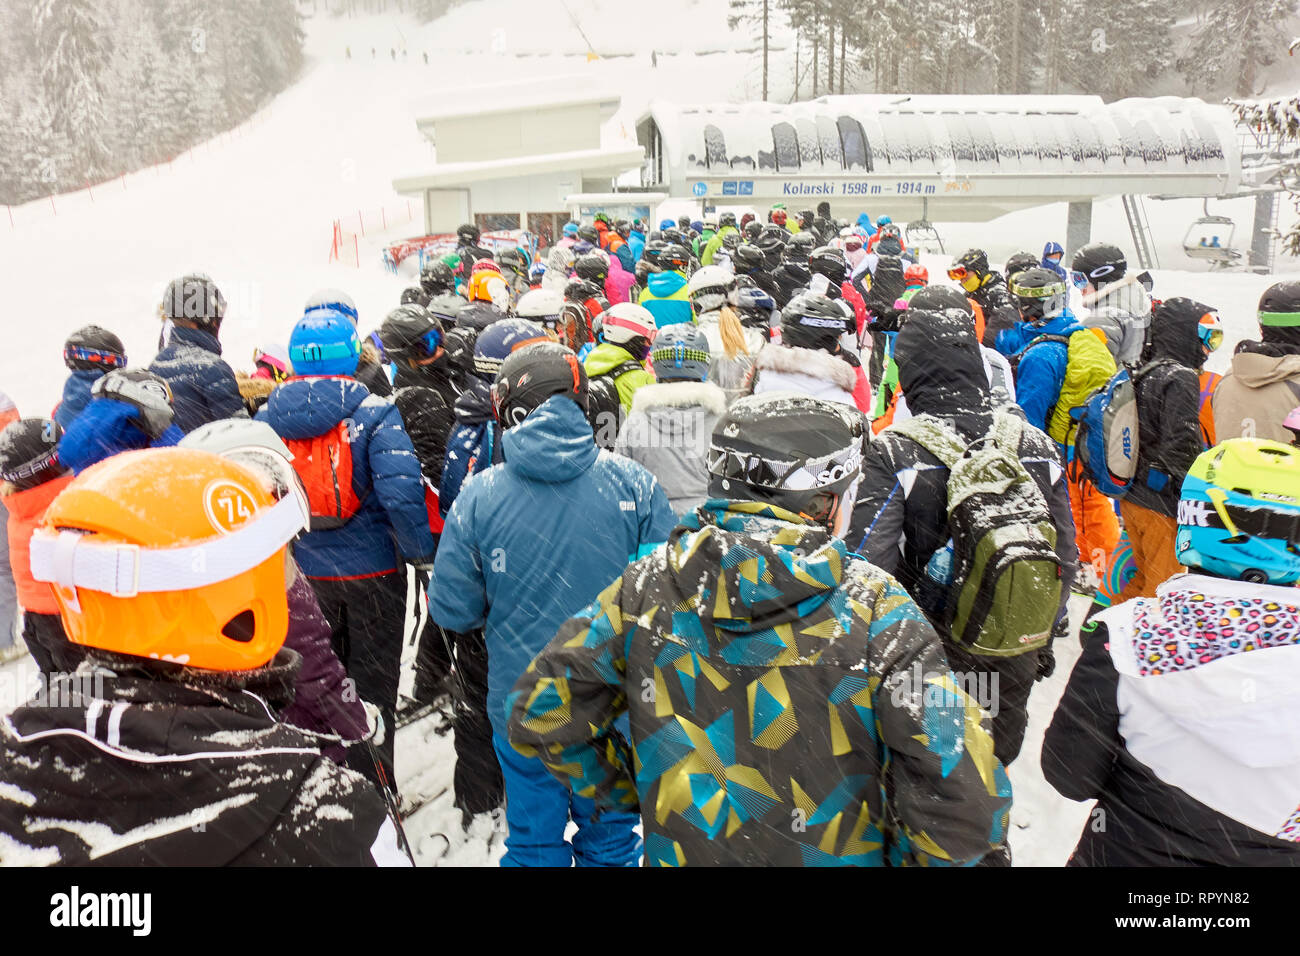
[508,500,1013,866]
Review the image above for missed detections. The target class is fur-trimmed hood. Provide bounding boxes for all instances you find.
[753,343,857,393]
[629,380,728,417]
[1083,274,1151,317]
[237,372,277,403]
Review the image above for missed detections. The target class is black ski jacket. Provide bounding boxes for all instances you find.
[0,651,401,866]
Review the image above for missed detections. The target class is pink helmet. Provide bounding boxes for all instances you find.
[1285,405,1300,445]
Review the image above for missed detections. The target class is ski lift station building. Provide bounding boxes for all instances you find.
[394,90,1280,264]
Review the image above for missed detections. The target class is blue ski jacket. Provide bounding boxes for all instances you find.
[149,325,247,433]
[430,396,676,735]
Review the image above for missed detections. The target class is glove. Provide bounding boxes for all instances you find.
[362,700,386,747]
[1036,643,1056,681]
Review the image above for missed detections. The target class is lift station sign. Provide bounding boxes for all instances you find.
[693,179,973,198]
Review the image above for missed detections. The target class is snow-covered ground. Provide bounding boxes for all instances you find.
[1,0,1298,866]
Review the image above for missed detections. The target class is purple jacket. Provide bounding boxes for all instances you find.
[280,571,370,743]
[605,258,638,305]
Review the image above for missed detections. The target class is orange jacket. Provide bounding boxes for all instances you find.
[6,474,74,614]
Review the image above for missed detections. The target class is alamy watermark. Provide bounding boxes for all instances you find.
[889,662,1001,717]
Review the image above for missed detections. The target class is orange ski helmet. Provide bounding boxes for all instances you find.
[30,448,305,670]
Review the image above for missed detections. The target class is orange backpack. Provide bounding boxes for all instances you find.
[285,421,364,530]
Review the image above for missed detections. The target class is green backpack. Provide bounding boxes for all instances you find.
[891,411,1064,657]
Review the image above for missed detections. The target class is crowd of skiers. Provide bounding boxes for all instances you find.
[0,202,1297,867]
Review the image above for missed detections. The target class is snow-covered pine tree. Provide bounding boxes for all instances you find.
[1232,92,1300,256]
[728,0,775,100]
[1183,0,1299,97]
[33,0,114,179]
[1059,0,1173,101]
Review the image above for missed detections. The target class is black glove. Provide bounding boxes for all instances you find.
[1036,642,1056,681]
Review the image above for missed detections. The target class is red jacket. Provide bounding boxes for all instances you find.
[6,474,74,614]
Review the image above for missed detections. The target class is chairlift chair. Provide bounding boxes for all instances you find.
[905,219,945,255]
[1183,199,1242,270]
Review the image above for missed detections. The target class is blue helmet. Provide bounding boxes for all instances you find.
[472,319,550,380]
[650,324,711,382]
[690,220,704,234]
[1176,439,1300,586]
[563,221,579,238]
[304,288,359,325]
[290,309,361,376]
[528,260,547,283]
[659,218,675,231]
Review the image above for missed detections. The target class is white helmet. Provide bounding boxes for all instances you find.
[179,419,310,528]
[599,302,658,347]
[513,288,564,321]
[687,265,738,313]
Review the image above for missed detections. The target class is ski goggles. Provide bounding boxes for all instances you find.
[843,238,863,252]
[422,326,444,356]
[1183,487,1300,544]
[1198,313,1224,354]
[30,492,306,600]
[946,266,970,281]
[0,446,59,485]
[1009,277,1069,300]
[706,440,863,493]
[1069,271,1090,290]
[64,346,126,369]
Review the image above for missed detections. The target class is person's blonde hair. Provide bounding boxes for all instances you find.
[717,305,751,360]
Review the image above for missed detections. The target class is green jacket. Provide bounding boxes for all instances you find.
[584,342,656,414]
[508,500,1012,867]
[700,225,739,266]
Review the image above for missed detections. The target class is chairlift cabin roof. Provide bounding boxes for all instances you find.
[636,94,1242,221]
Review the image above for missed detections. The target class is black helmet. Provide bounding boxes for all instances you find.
[379,305,444,363]
[162,274,226,328]
[643,238,669,267]
[743,220,762,241]
[399,286,426,306]
[808,245,847,285]
[658,244,691,273]
[719,211,738,229]
[1004,251,1040,284]
[457,223,481,245]
[491,342,588,428]
[577,224,600,246]
[425,293,466,325]
[441,326,478,375]
[952,249,989,279]
[677,215,692,230]
[783,232,817,264]
[1258,279,1300,317]
[781,293,851,352]
[497,247,529,278]
[1008,267,1069,324]
[706,393,864,531]
[420,259,457,295]
[63,325,126,372]
[615,219,632,238]
[92,368,176,440]
[660,227,686,247]
[759,222,789,245]
[797,209,815,229]
[1258,280,1300,348]
[1071,242,1126,286]
[0,418,64,491]
[907,285,972,315]
[574,252,610,283]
